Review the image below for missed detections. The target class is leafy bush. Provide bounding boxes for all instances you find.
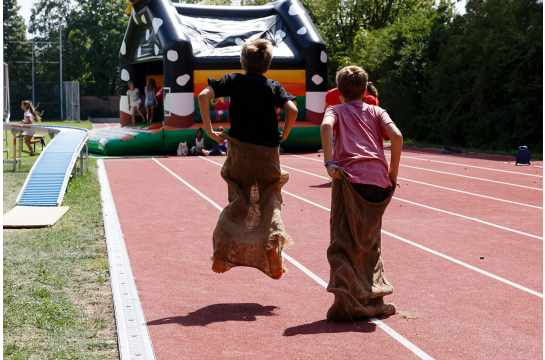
[347,0,543,152]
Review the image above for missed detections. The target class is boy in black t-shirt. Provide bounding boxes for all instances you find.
[198,39,298,279]
[199,40,298,147]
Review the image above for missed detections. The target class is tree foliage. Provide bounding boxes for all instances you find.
[64,0,128,96]
[3,0,30,82]
[300,0,433,87]
[347,0,542,152]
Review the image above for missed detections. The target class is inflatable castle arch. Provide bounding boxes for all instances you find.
[89,0,327,155]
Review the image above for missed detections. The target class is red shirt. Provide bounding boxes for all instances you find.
[156,87,164,99]
[364,94,379,106]
[325,88,342,106]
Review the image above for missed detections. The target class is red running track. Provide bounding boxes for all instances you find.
[104,149,542,359]
[92,123,121,129]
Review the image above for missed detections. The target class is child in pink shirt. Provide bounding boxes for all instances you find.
[321,66,402,199]
[320,66,403,320]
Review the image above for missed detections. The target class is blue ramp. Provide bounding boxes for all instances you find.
[4,124,89,207]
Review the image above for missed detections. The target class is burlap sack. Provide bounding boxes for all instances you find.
[326,173,396,321]
[211,134,291,278]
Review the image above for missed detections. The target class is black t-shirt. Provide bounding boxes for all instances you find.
[208,73,296,147]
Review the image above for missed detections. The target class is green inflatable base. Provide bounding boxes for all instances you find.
[88,124,321,156]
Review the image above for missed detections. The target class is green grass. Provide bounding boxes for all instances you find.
[3,153,119,359]
[401,138,543,160]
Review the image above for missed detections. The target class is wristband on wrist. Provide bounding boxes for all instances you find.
[324,161,335,167]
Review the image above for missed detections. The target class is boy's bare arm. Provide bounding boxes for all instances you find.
[198,86,222,143]
[320,115,342,179]
[281,101,298,142]
[384,123,403,183]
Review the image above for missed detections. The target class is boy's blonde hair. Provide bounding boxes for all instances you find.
[240,39,273,74]
[336,66,368,100]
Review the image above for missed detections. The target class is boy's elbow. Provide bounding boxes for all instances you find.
[320,122,332,132]
[392,131,403,143]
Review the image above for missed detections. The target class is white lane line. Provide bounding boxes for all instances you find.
[284,154,543,191]
[153,157,434,360]
[280,165,543,240]
[394,178,542,210]
[281,164,541,209]
[382,153,543,178]
[280,254,434,360]
[105,123,112,128]
[394,197,542,240]
[199,157,543,298]
[382,230,543,298]
[151,158,222,211]
[97,160,156,359]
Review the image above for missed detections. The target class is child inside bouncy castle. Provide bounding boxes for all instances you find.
[202,126,228,156]
[190,128,206,156]
[124,81,146,124]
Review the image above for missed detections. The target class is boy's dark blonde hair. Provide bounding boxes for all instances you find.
[240,39,273,74]
[336,66,368,100]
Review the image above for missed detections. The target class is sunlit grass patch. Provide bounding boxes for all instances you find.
[3,156,118,359]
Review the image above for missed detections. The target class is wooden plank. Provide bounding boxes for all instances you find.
[3,206,69,228]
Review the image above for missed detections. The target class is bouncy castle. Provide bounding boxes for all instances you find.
[88,0,327,155]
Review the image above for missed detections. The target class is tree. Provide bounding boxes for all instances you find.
[347,3,452,139]
[64,0,129,96]
[29,0,71,39]
[4,0,34,120]
[422,0,543,151]
[299,0,433,86]
[3,0,30,82]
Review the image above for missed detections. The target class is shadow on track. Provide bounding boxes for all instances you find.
[309,183,332,188]
[146,303,278,327]
[283,319,377,336]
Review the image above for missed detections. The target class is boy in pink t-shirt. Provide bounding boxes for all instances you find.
[320,66,403,320]
[321,66,402,199]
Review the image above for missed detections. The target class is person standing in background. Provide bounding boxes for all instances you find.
[364,82,379,106]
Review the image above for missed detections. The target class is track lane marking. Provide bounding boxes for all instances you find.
[381,153,543,178]
[152,157,434,360]
[279,165,543,240]
[284,154,543,191]
[280,253,434,360]
[199,156,543,298]
[281,163,541,209]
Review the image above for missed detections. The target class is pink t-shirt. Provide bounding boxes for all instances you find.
[326,100,393,188]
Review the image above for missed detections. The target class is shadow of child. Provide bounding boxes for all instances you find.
[146,303,279,327]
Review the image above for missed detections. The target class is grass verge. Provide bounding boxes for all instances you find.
[3,153,119,359]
